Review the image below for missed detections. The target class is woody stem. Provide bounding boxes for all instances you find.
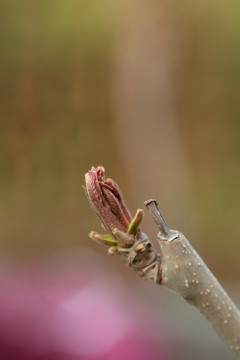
[145,199,240,359]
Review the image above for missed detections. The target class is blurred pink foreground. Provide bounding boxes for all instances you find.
[0,252,168,360]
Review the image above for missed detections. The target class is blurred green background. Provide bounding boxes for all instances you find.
[0,0,240,283]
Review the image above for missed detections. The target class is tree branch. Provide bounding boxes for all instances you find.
[84,166,240,359]
[145,199,240,359]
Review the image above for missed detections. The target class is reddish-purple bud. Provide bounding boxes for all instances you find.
[84,166,132,237]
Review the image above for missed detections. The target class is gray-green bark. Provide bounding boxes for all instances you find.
[145,199,240,359]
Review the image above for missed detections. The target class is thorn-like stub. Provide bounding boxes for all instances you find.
[145,199,177,242]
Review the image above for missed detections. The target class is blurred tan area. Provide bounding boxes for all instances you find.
[0,1,240,278]
[0,1,240,359]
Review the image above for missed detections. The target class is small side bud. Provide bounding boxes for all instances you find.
[112,228,135,248]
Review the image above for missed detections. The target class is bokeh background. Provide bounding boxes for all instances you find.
[0,1,240,359]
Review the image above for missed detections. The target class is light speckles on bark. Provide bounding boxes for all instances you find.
[145,199,240,359]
